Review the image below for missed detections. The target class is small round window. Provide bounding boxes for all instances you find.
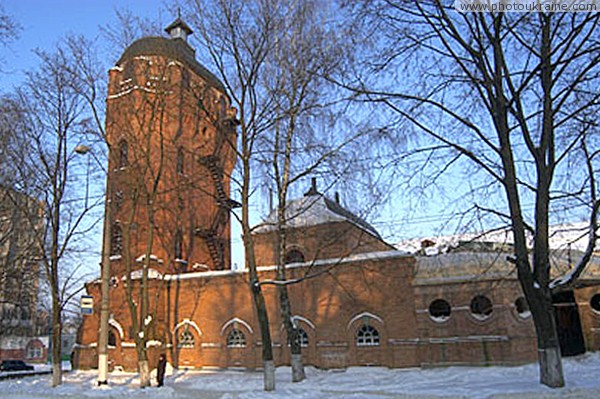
[428,299,451,322]
[470,295,493,320]
[515,296,531,319]
[590,294,600,313]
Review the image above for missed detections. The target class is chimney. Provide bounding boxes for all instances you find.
[304,177,319,197]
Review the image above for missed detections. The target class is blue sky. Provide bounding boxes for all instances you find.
[0,0,490,273]
[0,0,438,273]
[2,0,168,88]
[1,0,260,272]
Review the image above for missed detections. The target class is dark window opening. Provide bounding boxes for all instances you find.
[470,295,493,319]
[429,299,451,321]
[174,230,183,259]
[110,223,123,256]
[226,329,246,348]
[177,147,184,174]
[515,296,531,318]
[289,328,309,348]
[108,330,117,347]
[123,62,134,81]
[356,324,380,347]
[114,190,124,210]
[182,69,190,90]
[590,294,600,313]
[118,140,128,168]
[219,95,227,120]
[285,249,305,264]
[178,329,195,348]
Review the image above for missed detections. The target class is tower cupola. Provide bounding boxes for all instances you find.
[164,17,193,42]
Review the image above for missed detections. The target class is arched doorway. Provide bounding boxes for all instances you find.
[552,291,585,356]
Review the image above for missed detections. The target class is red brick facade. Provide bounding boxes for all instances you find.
[74,22,600,373]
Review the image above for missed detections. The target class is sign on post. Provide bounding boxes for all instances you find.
[80,295,94,315]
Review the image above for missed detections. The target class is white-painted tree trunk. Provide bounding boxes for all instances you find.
[539,347,565,388]
[97,353,108,385]
[291,354,305,382]
[264,360,275,391]
[51,362,62,387]
[138,360,151,388]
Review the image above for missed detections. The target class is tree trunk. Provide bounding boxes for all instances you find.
[291,353,305,383]
[51,269,62,387]
[279,285,305,382]
[264,359,275,391]
[242,140,275,390]
[528,287,564,387]
[538,346,564,388]
[51,311,62,387]
[251,280,275,391]
[138,359,151,388]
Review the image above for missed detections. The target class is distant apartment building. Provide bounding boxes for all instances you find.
[0,186,48,363]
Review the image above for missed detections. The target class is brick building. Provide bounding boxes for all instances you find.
[0,186,49,364]
[74,19,600,372]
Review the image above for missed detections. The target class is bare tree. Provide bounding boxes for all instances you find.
[105,57,176,388]
[100,9,163,58]
[257,0,365,382]
[186,0,281,389]
[5,42,104,386]
[0,3,19,51]
[187,0,376,387]
[347,1,600,388]
[101,34,236,385]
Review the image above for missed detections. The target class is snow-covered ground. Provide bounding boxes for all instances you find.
[1,353,600,399]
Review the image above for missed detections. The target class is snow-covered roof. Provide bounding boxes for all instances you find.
[414,250,600,285]
[414,252,517,285]
[254,191,381,239]
[397,222,596,256]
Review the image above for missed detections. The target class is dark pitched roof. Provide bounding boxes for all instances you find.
[322,196,381,239]
[117,36,225,92]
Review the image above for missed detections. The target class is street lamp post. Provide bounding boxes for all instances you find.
[75,144,111,385]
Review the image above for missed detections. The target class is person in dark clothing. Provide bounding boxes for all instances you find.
[156,354,167,387]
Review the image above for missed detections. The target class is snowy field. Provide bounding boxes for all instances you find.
[1,353,600,399]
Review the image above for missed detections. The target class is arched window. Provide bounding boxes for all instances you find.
[470,295,493,320]
[118,140,128,168]
[428,299,452,322]
[110,223,123,256]
[123,61,134,81]
[174,230,183,259]
[114,190,124,211]
[290,328,309,348]
[176,147,184,174]
[219,95,227,119]
[226,329,246,348]
[108,330,117,347]
[356,324,380,347]
[178,329,195,348]
[285,249,305,264]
